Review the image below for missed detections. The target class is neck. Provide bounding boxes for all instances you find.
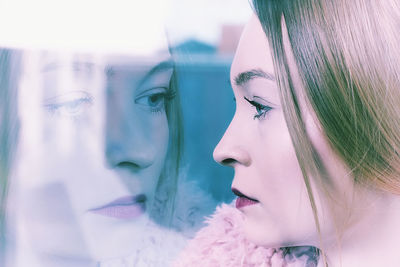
[324,192,400,267]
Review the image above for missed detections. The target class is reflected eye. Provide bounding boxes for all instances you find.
[44,91,93,117]
[135,87,175,114]
[244,96,273,120]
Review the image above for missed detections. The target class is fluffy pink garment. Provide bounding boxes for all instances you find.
[173,203,319,267]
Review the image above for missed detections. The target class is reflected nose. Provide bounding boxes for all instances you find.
[105,91,156,170]
[106,144,155,170]
[213,115,251,167]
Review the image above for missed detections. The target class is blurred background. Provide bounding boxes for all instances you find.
[168,0,252,202]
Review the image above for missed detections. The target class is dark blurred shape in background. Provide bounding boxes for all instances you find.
[172,23,245,203]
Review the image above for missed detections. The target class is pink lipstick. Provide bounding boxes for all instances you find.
[89,195,146,219]
[232,188,259,209]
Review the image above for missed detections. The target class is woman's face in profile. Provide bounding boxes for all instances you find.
[13,51,172,264]
[213,16,353,248]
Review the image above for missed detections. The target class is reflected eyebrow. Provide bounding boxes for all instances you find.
[136,59,174,89]
[144,59,174,79]
[42,61,97,73]
[234,68,275,86]
[105,59,174,78]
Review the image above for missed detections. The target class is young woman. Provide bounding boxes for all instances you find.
[2,44,214,267]
[174,0,400,266]
[9,50,183,267]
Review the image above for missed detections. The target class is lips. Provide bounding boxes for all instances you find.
[88,195,146,220]
[232,188,259,209]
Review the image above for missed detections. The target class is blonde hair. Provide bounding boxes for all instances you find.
[152,68,184,227]
[252,0,400,263]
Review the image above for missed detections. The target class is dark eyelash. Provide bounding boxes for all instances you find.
[244,96,273,120]
[151,88,176,114]
[165,88,176,101]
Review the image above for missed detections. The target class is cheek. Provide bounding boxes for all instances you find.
[256,111,304,198]
[245,112,319,246]
[145,113,169,187]
[305,112,355,230]
[151,113,169,161]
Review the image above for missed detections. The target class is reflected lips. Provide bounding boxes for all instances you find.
[232,188,259,209]
[89,195,146,219]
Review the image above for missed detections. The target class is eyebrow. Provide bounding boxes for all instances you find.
[234,68,275,86]
[136,59,174,89]
[106,59,174,85]
[41,61,97,73]
[143,59,174,79]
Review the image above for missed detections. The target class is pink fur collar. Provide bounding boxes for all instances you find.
[173,203,320,267]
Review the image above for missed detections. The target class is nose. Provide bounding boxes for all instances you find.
[213,115,251,167]
[106,143,155,170]
[105,92,156,170]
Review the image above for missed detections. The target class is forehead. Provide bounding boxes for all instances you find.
[231,15,275,83]
[38,51,173,85]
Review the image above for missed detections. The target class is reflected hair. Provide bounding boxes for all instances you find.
[252,0,400,264]
[0,49,20,266]
[152,67,184,227]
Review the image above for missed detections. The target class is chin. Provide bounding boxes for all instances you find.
[82,214,149,261]
[243,218,318,248]
[242,217,282,247]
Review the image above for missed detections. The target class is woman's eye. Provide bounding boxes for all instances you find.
[148,93,165,107]
[135,88,169,114]
[244,96,273,120]
[44,91,93,117]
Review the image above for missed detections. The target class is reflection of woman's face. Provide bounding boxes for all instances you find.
[13,51,173,263]
[213,16,353,248]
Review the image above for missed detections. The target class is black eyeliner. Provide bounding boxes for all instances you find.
[244,96,273,120]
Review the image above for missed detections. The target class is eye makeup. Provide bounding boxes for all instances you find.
[244,96,273,120]
[135,87,176,114]
[43,91,93,117]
